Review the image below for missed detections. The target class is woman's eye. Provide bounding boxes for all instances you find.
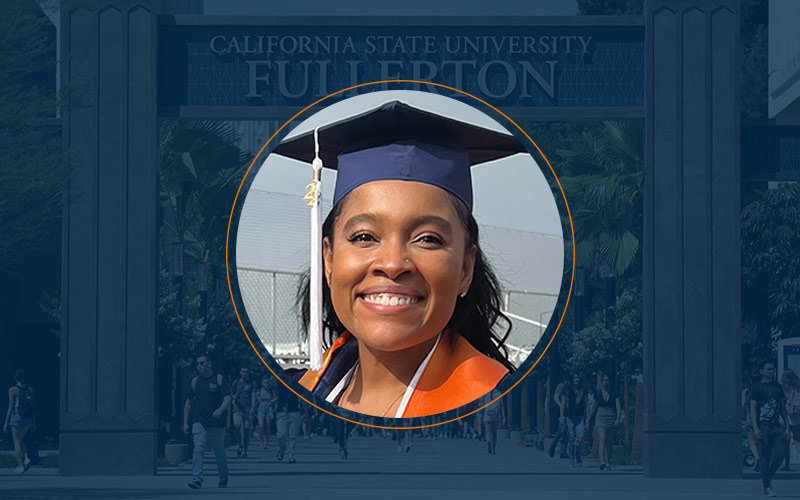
[416,234,445,245]
[348,232,376,243]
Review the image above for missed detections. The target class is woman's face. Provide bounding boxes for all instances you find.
[323,180,476,354]
[601,375,610,387]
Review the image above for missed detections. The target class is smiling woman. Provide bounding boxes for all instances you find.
[320,181,486,417]
[269,98,527,418]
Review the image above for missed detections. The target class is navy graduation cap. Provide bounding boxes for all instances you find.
[272,100,526,210]
[270,100,526,371]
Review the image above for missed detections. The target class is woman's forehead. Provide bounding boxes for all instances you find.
[337,180,462,221]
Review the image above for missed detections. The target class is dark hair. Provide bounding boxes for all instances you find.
[14,369,26,384]
[567,373,583,399]
[196,354,212,364]
[297,191,514,372]
[780,369,799,391]
[749,368,761,386]
[758,359,775,370]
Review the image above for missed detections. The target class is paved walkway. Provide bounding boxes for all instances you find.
[1,435,798,499]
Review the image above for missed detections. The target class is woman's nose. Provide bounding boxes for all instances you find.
[371,238,414,279]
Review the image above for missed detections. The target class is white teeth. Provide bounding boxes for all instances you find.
[362,293,419,306]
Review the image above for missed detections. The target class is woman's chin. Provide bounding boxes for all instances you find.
[352,328,438,354]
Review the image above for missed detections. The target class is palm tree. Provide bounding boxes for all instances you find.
[557,121,643,280]
[160,122,250,253]
[159,120,252,288]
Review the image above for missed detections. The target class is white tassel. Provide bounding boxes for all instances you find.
[308,128,324,371]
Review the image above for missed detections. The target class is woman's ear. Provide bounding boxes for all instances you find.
[322,237,333,286]
[460,244,477,296]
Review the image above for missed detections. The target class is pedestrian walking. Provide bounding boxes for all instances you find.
[481,388,503,455]
[750,360,790,497]
[256,375,276,449]
[3,369,35,473]
[275,378,302,463]
[590,373,621,471]
[743,369,762,471]
[231,367,256,457]
[183,354,231,489]
[565,373,588,467]
[548,377,568,458]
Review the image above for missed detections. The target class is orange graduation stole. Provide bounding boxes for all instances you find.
[298,330,508,418]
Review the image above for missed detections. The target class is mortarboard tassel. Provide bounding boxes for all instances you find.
[304,128,324,371]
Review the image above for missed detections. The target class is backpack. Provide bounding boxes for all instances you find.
[17,386,35,418]
[191,374,224,394]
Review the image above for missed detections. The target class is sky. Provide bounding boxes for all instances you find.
[203,0,578,16]
[250,90,564,237]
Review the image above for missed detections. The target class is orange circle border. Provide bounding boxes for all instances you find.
[226,80,575,430]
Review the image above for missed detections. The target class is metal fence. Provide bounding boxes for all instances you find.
[237,267,307,367]
[237,267,558,368]
[502,290,559,366]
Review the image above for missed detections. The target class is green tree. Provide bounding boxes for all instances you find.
[158,119,251,324]
[158,268,206,364]
[557,121,643,279]
[0,1,63,274]
[568,288,642,379]
[740,0,768,119]
[158,120,253,356]
[741,182,800,367]
[159,121,251,260]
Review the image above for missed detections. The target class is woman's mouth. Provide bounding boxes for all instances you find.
[360,293,422,306]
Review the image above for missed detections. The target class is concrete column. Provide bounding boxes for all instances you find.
[60,1,159,475]
[643,0,741,478]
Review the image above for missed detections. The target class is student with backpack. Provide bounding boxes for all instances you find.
[183,354,231,489]
[750,360,789,497]
[3,369,35,473]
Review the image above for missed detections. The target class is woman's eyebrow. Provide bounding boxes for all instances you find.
[341,213,378,233]
[341,213,453,233]
[412,215,452,232]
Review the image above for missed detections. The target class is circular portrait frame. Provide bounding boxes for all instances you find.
[226,80,575,430]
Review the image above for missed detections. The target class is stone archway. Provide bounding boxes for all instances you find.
[59,0,741,477]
